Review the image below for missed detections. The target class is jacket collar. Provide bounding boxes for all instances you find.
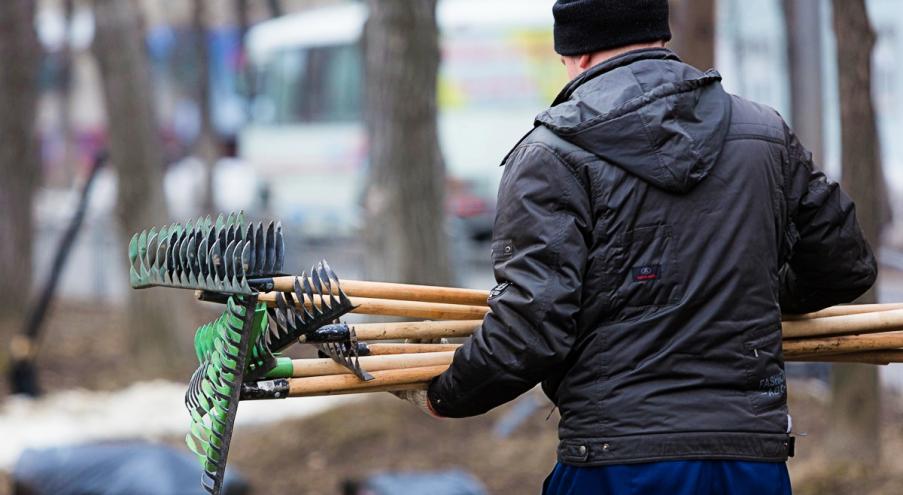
[550,48,682,107]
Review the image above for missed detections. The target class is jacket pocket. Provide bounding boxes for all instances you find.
[743,327,786,415]
[490,238,515,262]
[609,224,681,316]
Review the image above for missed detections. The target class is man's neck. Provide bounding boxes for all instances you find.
[586,41,667,68]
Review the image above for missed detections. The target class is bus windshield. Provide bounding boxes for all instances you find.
[252,43,362,124]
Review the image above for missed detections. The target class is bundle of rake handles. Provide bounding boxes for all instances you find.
[235,293,903,401]
[127,213,903,495]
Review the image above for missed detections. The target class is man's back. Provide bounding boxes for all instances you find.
[430,48,877,466]
[421,1,879,493]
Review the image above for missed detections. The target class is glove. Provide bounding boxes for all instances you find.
[390,338,449,416]
[391,388,441,417]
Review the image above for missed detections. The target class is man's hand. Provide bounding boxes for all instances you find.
[391,389,441,417]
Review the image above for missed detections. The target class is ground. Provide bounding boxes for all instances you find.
[3,302,903,494]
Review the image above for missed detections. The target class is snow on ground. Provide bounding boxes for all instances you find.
[0,380,357,469]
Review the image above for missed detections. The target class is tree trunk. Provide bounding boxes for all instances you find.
[0,0,40,374]
[782,0,825,165]
[91,0,190,369]
[363,0,451,287]
[193,0,218,214]
[829,0,882,466]
[59,0,77,187]
[669,0,716,70]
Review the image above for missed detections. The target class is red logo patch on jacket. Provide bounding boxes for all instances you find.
[632,265,661,282]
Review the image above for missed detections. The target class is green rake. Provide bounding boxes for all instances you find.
[130,212,363,495]
[129,211,490,494]
[185,296,263,493]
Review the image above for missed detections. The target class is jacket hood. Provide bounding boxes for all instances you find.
[536,48,732,194]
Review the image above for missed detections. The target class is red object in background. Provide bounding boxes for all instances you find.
[446,177,490,219]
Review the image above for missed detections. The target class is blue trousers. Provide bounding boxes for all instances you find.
[543,461,792,495]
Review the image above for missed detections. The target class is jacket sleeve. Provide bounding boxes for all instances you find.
[427,143,592,417]
[779,125,878,314]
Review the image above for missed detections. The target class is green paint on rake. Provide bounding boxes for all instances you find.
[185,297,271,470]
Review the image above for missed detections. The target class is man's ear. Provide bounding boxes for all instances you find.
[578,54,593,70]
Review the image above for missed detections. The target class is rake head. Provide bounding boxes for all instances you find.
[185,295,263,494]
[128,211,284,295]
[129,213,373,494]
[266,261,355,352]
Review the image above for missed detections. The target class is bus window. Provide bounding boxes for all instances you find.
[252,44,362,125]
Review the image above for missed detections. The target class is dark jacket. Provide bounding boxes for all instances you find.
[428,48,878,465]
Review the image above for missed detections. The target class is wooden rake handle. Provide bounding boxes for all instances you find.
[783,332,903,356]
[257,293,490,320]
[786,350,903,365]
[782,308,903,339]
[270,277,489,306]
[352,320,481,341]
[289,351,456,378]
[287,365,449,397]
[784,303,903,320]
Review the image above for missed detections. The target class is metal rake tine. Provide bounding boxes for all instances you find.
[163,229,179,285]
[251,222,264,275]
[223,240,237,284]
[271,295,292,338]
[309,266,328,311]
[179,228,194,286]
[230,241,247,292]
[128,233,144,288]
[210,239,226,289]
[225,223,237,248]
[239,242,253,281]
[297,274,317,320]
[185,365,206,414]
[346,325,374,380]
[152,230,168,285]
[179,220,195,281]
[198,233,211,287]
[264,222,276,274]
[242,222,255,274]
[321,260,352,306]
[136,229,152,283]
[313,261,337,309]
[143,227,158,282]
[273,222,285,274]
[170,228,184,284]
[317,339,373,381]
[267,292,295,349]
[187,231,200,287]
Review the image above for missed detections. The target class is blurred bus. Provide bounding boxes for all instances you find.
[241,0,564,238]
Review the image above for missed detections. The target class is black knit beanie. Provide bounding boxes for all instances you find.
[553,0,672,56]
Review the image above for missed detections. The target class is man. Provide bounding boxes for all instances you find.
[396,0,878,493]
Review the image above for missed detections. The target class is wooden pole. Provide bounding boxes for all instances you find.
[783,303,903,320]
[290,351,455,377]
[268,277,488,306]
[787,350,903,365]
[783,332,903,356]
[288,382,428,398]
[286,365,448,397]
[257,293,490,320]
[366,343,460,355]
[781,309,903,339]
[352,320,481,340]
